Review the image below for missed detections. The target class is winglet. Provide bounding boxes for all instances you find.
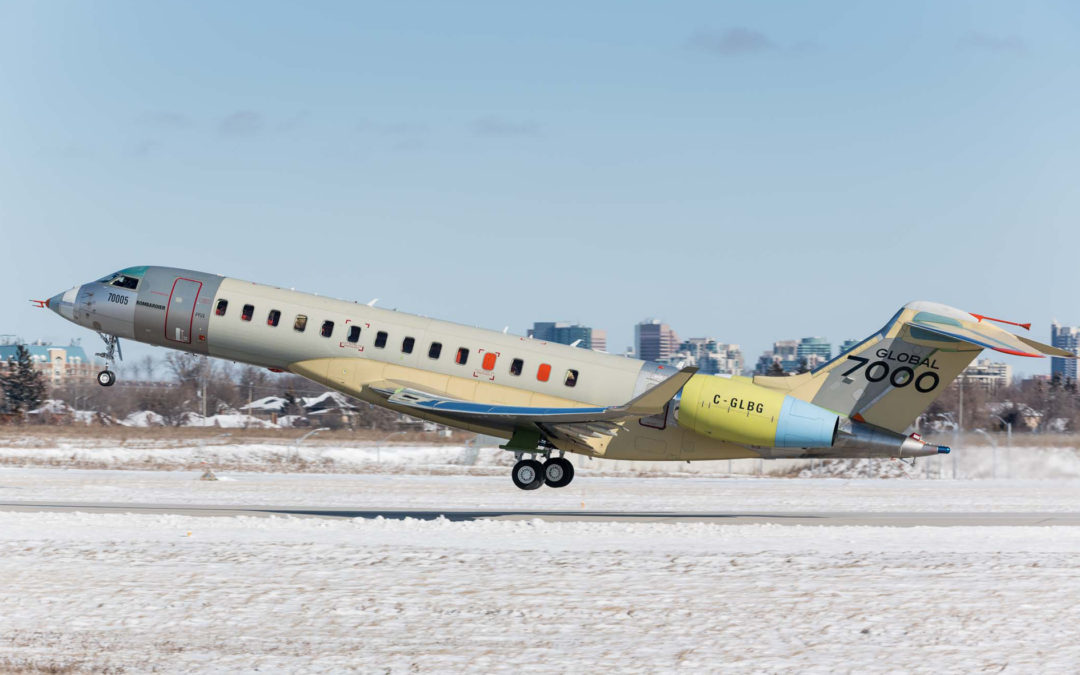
[621,367,698,417]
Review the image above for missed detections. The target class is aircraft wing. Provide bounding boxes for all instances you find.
[367,366,697,448]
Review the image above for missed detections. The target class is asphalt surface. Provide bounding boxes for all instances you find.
[2,501,1080,526]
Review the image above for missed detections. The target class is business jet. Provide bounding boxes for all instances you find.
[38,266,1072,490]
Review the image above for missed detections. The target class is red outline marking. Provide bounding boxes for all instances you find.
[971,314,1032,331]
[994,347,1043,358]
[164,277,202,344]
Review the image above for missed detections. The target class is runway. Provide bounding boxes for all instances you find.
[2,501,1079,526]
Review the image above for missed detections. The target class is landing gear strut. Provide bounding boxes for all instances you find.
[95,332,122,387]
[511,451,575,490]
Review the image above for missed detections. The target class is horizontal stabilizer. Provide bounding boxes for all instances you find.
[907,310,1076,358]
[1016,335,1078,358]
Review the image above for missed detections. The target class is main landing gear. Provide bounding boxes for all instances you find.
[511,452,575,490]
[95,332,122,387]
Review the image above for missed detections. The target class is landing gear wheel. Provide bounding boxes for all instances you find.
[97,370,116,387]
[512,459,544,490]
[543,457,575,488]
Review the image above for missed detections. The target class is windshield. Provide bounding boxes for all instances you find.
[96,270,141,290]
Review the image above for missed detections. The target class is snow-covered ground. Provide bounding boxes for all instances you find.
[2,509,1079,673]
[6,468,1080,513]
[3,437,1080,480]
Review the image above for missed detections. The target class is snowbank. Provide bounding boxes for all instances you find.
[2,436,1080,479]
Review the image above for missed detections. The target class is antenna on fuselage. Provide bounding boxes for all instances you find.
[367,298,379,307]
[502,326,509,334]
[570,339,582,348]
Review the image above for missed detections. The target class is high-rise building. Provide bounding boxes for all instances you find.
[528,322,594,349]
[797,337,831,362]
[961,359,1012,390]
[635,319,680,362]
[590,329,607,353]
[838,339,861,355]
[1051,322,1080,382]
[754,351,778,375]
[773,339,799,372]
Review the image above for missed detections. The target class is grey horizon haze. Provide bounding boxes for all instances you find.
[1,1,1078,378]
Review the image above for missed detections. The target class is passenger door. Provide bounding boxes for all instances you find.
[165,277,203,344]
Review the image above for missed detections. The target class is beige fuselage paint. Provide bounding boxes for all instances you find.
[203,278,758,462]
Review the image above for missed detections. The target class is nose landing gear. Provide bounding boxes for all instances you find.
[94,332,122,387]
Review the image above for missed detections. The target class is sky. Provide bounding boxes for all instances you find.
[1,1,1078,377]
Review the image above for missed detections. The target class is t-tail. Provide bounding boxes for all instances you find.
[753,301,1073,456]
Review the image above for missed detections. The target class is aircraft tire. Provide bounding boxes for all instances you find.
[97,370,116,387]
[512,459,544,490]
[543,457,574,488]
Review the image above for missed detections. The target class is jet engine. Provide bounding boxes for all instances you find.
[675,374,950,457]
[676,375,838,448]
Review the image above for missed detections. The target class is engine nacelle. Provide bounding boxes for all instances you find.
[676,374,838,448]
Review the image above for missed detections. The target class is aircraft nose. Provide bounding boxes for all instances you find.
[47,286,81,320]
[47,292,65,315]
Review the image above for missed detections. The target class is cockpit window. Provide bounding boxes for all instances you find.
[97,268,146,287]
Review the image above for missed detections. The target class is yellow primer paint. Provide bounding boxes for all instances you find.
[677,374,787,447]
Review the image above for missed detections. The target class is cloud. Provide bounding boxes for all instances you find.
[218,111,263,137]
[136,111,192,129]
[277,111,310,133]
[356,120,428,137]
[959,32,1026,54]
[471,117,541,138]
[355,120,430,151]
[129,139,159,157]
[57,142,95,159]
[689,28,775,57]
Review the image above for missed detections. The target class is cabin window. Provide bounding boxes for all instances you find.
[456,347,469,365]
[347,325,361,343]
[429,342,442,359]
[402,337,415,354]
[482,353,497,370]
[375,331,388,348]
[321,320,334,338]
[510,358,524,376]
[537,363,551,382]
[564,369,579,387]
[215,300,228,316]
[267,310,281,327]
[294,315,308,332]
[241,304,254,322]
